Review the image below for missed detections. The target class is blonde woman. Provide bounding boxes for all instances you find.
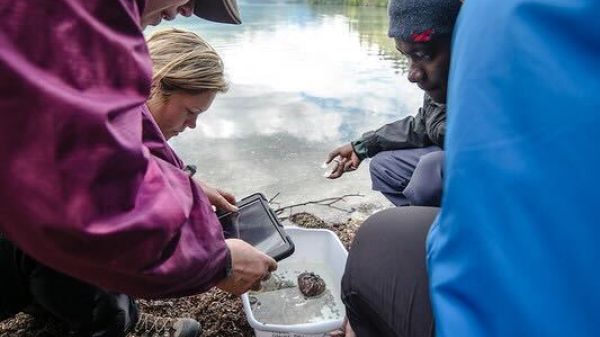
[146,28,228,141]
[142,28,276,296]
[143,28,239,212]
[141,26,276,287]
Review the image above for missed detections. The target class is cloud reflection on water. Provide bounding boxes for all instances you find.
[153,1,423,216]
[176,14,421,143]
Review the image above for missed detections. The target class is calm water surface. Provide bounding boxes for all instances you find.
[147,0,422,220]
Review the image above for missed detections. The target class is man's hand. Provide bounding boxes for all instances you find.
[197,180,238,212]
[217,239,277,295]
[325,143,362,179]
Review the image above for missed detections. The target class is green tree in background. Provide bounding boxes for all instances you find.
[310,0,388,7]
[310,3,408,72]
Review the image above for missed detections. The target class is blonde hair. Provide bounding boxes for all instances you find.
[147,28,228,99]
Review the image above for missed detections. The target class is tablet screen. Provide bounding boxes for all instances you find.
[222,199,287,256]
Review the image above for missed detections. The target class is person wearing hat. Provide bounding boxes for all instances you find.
[330,1,462,336]
[144,0,242,27]
[0,1,275,337]
[325,1,461,209]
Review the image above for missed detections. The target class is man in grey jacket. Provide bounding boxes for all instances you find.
[325,2,450,207]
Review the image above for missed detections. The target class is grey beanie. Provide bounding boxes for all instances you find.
[388,0,461,42]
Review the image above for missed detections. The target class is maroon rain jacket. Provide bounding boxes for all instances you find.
[0,0,228,298]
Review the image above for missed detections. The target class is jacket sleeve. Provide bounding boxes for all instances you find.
[0,0,228,299]
[425,100,446,148]
[351,95,444,159]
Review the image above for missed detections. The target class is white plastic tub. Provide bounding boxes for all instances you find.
[242,227,348,337]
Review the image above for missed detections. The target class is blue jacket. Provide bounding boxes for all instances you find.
[427,1,600,336]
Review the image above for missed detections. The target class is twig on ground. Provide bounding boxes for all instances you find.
[268,192,281,204]
[273,193,364,219]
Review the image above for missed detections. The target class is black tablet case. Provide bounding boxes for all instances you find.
[218,193,295,261]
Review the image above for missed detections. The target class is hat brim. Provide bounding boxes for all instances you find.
[194,0,242,25]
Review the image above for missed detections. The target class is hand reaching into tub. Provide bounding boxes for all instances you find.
[217,239,278,295]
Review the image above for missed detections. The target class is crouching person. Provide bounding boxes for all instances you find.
[331,0,461,336]
[326,0,452,207]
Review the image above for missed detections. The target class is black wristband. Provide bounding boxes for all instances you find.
[224,246,233,278]
[184,164,197,177]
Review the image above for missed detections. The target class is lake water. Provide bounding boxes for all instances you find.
[146,0,422,221]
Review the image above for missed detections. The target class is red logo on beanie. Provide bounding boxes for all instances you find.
[411,29,434,42]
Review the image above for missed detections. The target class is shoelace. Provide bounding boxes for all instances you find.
[132,313,173,337]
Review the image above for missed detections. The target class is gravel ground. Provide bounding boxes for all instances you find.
[0,212,361,337]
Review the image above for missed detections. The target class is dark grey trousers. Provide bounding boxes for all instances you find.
[341,206,438,337]
[369,147,444,206]
[0,234,138,337]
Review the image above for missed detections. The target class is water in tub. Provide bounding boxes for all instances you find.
[249,262,344,325]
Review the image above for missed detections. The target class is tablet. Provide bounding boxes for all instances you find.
[218,193,295,261]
